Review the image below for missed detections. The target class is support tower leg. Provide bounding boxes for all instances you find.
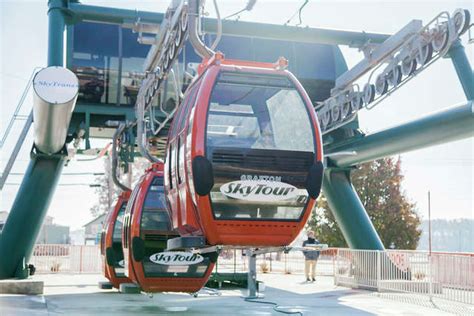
[448,40,474,101]
[322,168,385,250]
[0,155,65,278]
[0,0,67,279]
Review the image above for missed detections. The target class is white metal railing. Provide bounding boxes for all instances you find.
[29,244,474,311]
[334,249,474,312]
[29,244,336,275]
[30,244,101,274]
[214,249,336,276]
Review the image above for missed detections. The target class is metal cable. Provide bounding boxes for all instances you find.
[244,297,303,315]
[285,0,309,26]
[223,0,257,20]
[210,0,222,50]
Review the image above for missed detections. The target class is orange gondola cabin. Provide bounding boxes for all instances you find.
[122,162,216,293]
[165,54,324,246]
[100,191,132,288]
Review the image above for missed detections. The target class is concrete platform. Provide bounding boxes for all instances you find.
[0,279,43,295]
[0,273,464,315]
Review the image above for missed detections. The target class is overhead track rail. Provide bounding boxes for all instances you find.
[315,9,471,135]
[133,0,191,144]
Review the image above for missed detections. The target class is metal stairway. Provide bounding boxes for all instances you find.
[0,67,41,190]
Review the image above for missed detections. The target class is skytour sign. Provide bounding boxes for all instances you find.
[33,66,79,104]
[220,180,298,202]
[149,252,204,265]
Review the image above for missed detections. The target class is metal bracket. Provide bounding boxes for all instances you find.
[30,144,68,159]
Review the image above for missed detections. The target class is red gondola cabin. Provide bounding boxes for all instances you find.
[165,54,324,246]
[122,162,216,293]
[100,191,132,288]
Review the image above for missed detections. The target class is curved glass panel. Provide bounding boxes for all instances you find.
[206,73,314,152]
[206,72,315,221]
[141,177,171,231]
[112,203,126,242]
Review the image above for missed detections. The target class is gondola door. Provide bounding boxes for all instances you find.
[165,136,181,232]
[122,183,140,281]
[176,82,202,235]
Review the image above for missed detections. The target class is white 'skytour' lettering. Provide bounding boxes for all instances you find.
[220,180,298,202]
[34,80,79,89]
[149,252,204,265]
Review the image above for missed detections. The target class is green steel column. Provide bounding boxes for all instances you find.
[0,0,67,279]
[48,0,66,66]
[0,155,65,279]
[68,2,164,24]
[327,101,474,168]
[322,168,385,250]
[449,40,474,100]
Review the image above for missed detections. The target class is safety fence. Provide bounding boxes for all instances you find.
[29,244,474,312]
[30,244,335,276]
[335,249,474,313]
[215,248,336,276]
[31,244,102,274]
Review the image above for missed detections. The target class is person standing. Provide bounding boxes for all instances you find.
[302,230,320,282]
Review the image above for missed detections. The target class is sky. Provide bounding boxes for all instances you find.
[0,0,473,230]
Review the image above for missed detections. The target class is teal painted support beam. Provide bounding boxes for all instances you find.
[68,2,163,24]
[332,45,349,77]
[202,19,390,47]
[48,0,66,66]
[74,104,136,116]
[0,155,65,279]
[66,3,390,46]
[327,100,474,168]
[449,40,474,100]
[322,169,384,250]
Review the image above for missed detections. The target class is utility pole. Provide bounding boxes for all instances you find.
[428,190,432,255]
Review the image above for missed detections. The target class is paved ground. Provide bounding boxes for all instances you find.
[0,273,463,315]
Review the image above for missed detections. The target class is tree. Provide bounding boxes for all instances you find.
[307,157,421,250]
[90,156,150,218]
